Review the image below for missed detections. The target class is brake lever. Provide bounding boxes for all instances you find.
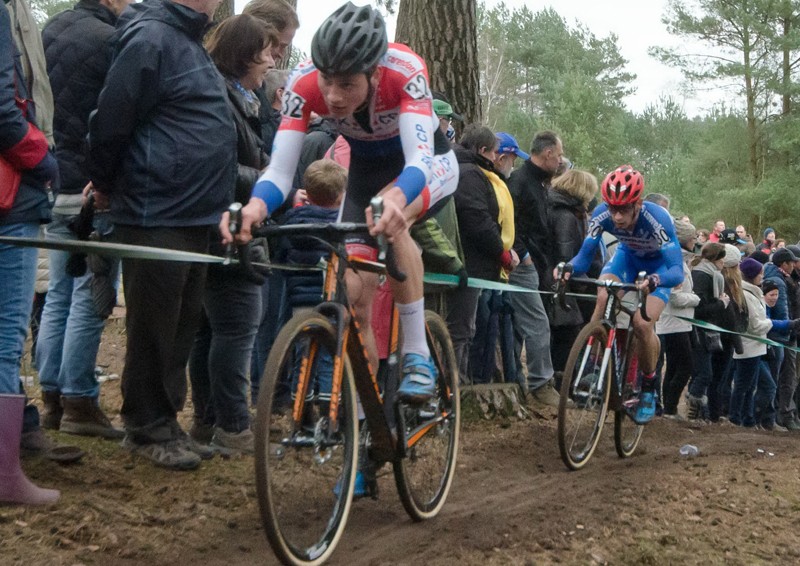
[370,196,406,282]
[635,270,651,322]
[225,202,243,266]
[555,262,573,311]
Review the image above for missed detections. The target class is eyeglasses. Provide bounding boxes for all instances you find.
[608,203,635,215]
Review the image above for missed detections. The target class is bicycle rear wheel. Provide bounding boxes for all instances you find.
[394,310,460,521]
[254,312,358,566]
[614,336,644,458]
[558,321,611,470]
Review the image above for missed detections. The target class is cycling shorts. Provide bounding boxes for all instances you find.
[339,148,458,261]
[600,247,672,305]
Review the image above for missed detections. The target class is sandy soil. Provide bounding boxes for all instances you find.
[4,318,800,566]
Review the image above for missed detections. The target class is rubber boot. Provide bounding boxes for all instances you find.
[0,394,60,505]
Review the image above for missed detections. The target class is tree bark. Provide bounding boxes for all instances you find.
[395,0,481,124]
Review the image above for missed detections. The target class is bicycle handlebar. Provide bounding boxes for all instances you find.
[555,262,650,322]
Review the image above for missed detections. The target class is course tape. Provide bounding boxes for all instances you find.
[422,272,597,300]
[676,316,800,354]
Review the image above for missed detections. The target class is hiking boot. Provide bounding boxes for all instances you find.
[210,427,254,456]
[60,396,124,439]
[189,420,214,444]
[40,390,62,431]
[122,436,201,471]
[631,391,656,424]
[172,425,215,461]
[398,353,437,404]
[531,383,560,407]
[685,393,707,421]
[20,429,84,464]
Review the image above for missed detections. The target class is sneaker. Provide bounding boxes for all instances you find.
[398,353,437,403]
[210,427,254,456]
[783,418,800,432]
[333,470,369,499]
[189,420,214,444]
[531,383,560,407]
[631,391,656,425]
[762,422,788,432]
[170,421,215,460]
[122,436,201,471]
[685,393,707,421]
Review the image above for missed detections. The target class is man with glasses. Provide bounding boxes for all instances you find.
[559,165,684,424]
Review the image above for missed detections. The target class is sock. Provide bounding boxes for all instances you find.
[640,371,656,392]
[396,298,429,358]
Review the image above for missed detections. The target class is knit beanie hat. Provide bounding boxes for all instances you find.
[748,250,770,265]
[762,279,780,296]
[740,257,764,281]
[673,218,696,249]
[764,227,775,239]
[722,244,741,268]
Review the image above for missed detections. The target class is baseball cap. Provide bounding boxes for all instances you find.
[433,99,463,121]
[495,132,530,160]
[720,228,746,245]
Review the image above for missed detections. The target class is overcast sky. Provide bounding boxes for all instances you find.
[234,0,719,116]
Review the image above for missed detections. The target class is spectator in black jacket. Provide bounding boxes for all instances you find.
[86,0,237,470]
[546,169,598,372]
[187,14,276,455]
[259,68,287,155]
[506,131,563,405]
[448,125,518,384]
[36,0,132,441]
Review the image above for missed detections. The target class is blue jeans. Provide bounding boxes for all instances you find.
[0,222,39,393]
[506,264,554,390]
[36,212,119,398]
[249,271,288,404]
[189,268,262,433]
[730,357,776,427]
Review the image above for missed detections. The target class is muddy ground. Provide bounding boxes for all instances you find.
[4,317,800,566]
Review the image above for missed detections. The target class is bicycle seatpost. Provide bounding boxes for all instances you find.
[225,202,243,265]
[370,196,387,263]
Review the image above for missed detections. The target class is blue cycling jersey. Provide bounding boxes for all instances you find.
[570,201,685,289]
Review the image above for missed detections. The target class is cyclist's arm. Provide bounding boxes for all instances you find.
[394,74,436,206]
[653,237,685,288]
[568,209,605,275]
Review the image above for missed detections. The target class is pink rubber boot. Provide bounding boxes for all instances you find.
[0,394,60,505]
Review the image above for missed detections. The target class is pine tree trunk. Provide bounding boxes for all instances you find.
[395,0,481,124]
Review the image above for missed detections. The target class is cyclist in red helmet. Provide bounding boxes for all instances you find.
[558,165,684,423]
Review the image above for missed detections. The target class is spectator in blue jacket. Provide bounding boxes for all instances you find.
[86,0,237,470]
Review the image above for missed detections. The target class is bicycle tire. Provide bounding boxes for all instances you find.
[254,312,358,566]
[394,310,460,521]
[614,335,644,458]
[557,320,612,470]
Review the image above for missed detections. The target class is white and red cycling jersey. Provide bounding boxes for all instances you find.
[251,43,458,215]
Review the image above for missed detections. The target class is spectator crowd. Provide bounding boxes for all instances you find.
[2,0,799,508]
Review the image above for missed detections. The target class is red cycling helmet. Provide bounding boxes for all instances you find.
[601,165,644,206]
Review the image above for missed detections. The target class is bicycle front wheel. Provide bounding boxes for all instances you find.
[254,312,358,566]
[614,336,644,458]
[394,310,460,521]
[558,321,612,470]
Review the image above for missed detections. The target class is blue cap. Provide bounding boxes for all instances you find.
[496,132,530,161]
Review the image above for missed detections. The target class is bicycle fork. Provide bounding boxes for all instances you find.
[573,329,616,405]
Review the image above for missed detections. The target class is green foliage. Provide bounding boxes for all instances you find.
[28,0,73,28]
[474,0,800,239]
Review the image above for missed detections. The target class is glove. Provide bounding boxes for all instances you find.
[790,318,800,332]
[645,274,660,293]
[499,250,513,270]
[456,267,469,290]
[22,151,60,191]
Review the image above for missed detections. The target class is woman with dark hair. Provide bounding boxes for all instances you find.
[187,15,276,455]
[685,242,730,420]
